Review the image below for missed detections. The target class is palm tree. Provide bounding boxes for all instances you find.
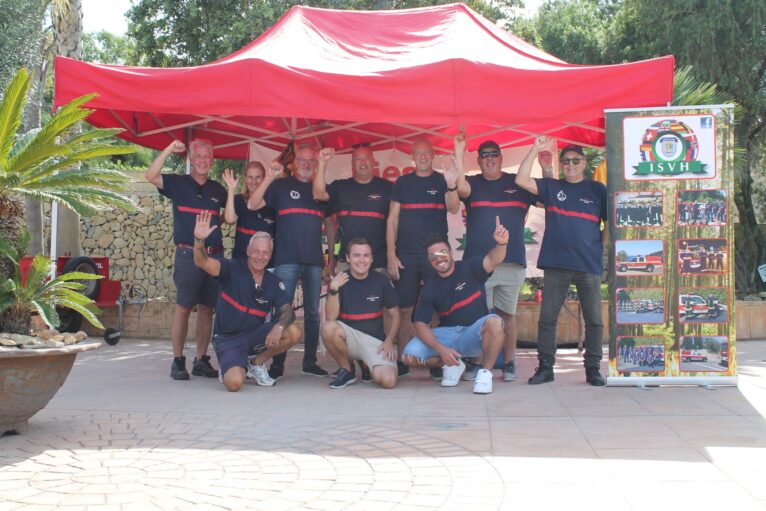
[0,67,136,275]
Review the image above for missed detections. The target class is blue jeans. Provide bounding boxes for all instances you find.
[271,263,323,368]
[538,268,603,369]
[403,315,498,362]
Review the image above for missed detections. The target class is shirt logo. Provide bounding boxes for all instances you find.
[579,198,594,205]
[368,193,382,200]
[366,295,380,302]
[255,298,269,305]
[426,188,438,196]
[278,282,286,291]
[455,281,466,291]
[211,197,220,203]
[504,189,517,194]
[290,190,300,200]
[556,191,567,202]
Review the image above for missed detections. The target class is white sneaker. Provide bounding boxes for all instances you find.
[247,362,276,387]
[218,370,224,384]
[473,368,493,394]
[440,360,465,387]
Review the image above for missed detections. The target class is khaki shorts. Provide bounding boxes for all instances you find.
[335,261,389,278]
[338,322,397,369]
[486,263,526,315]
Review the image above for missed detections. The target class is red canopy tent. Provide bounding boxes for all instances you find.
[54,3,674,158]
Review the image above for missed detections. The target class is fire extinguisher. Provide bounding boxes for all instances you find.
[535,289,542,304]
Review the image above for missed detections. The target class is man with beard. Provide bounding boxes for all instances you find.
[401,218,509,394]
[145,139,226,381]
[248,144,328,378]
[193,213,301,392]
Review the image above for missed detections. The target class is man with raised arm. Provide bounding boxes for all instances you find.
[454,134,543,382]
[515,136,608,386]
[401,217,509,394]
[387,138,461,379]
[247,144,328,379]
[145,139,226,381]
[321,238,401,390]
[192,212,301,392]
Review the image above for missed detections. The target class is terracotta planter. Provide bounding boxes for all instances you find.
[0,342,100,435]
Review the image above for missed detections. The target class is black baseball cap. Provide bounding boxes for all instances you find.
[559,145,584,158]
[477,140,501,154]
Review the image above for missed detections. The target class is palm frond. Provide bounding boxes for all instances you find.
[24,253,53,296]
[0,69,32,168]
[32,301,57,329]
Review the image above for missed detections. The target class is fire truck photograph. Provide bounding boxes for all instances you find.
[680,335,728,372]
[615,239,664,275]
[678,288,728,323]
[616,288,665,324]
[678,238,727,275]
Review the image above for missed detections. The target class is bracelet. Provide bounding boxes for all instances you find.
[496,242,508,246]
[328,288,339,296]
[447,185,458,192]
[194,238,204,243]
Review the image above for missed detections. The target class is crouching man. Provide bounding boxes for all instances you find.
[402,217,509,394]
[193,212,301,392]
[321,238,401,389]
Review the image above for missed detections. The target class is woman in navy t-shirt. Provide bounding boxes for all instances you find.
[223,162,276,260]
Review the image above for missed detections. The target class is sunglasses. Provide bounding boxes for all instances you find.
[560,157,583,165]
[253,283,264,298]
[427,248,450,261]
[196,184,204,200]
[352,142,371,149]
[479,150,500,159]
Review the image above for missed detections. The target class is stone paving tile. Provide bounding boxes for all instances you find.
[2,341,766,509]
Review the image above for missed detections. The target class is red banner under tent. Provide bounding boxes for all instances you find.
[54,3,675,158]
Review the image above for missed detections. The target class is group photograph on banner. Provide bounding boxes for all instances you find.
[605,105,737,387]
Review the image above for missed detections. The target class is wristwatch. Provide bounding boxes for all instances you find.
[328,288,339,296]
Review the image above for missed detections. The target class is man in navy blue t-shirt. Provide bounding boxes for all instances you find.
[145,139,227,381]
[321,238,401,390]
[248,144,328,379]
[312,145,391,273]
[455,134,545,383]
[402,217,509,394]
[192,212,301,392]
[387,138,461,378]
[516,136,607,386]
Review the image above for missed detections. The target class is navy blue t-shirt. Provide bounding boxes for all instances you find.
[463,173,536,266]
[337,271,399,341]
[327,177,391,269]
[535,178,607,275]
[390,171,449,257]
[264,176,326,267]
[159,174,227,247]
[413,257,491,327]
[232,195,276,259]
[213,258,290,337]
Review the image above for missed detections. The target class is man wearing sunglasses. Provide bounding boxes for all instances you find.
[453,135,548,383]
[192,212,301,392]
[248,143,329,379]
[401,217,509,394]
[515,136,607,386]
[145,139,227,381]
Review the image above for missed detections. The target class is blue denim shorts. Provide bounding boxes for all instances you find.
[402,314,498,362]
[213,323,273,374]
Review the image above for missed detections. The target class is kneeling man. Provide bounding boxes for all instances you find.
[193,212,301,392]
[402,217,508,394]
[321,238,401,389]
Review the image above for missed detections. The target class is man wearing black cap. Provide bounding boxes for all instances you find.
[515,136,607,386]
[454,134,547,382]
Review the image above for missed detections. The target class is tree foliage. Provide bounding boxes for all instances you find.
[0,0,47,89]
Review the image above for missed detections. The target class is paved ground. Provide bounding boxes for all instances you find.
[2,339,765,511]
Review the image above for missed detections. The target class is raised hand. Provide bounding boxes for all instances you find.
[533,135,550,151]
[194,212,218,241]
[318,147,335,163]
[493,215,509,245]
[167,140,186,153]
[268,160,283,179]
[453,131,467,155]
[329,271,349,292]
[223,168,238,190]
[538,150,553,169]
[444,164,458,188]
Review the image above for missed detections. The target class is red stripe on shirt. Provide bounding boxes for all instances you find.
[339,310,384,321]
[221,292,267,317]
[400,203,446,210]
[437,290,482,317]
[337,210,386,219]
[177,206,220,216]
[470,201,528,209]
[548,205,600,223]
[278,208,324,217]
[236,226,259,235]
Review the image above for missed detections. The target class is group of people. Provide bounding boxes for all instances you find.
[145,131,609,393]
[618,343,664,370]
[678,197,726,226]
[678,244,726,274]
[615,198,663,227]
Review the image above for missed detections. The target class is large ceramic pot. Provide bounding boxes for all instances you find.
[0,342,100,435]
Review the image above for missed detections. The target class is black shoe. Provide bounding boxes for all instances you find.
[358,361,372,383]
[302,363,329,377]
[528,364,554,385]
[191,355,219,378]
[586,367,606,386]
[329,368,356,389]
[429,367,443,381]
[268,364,284,380]
[170,356,189,380]
[397,361,410,378]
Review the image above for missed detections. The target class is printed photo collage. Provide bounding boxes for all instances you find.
[613,189,730,373]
